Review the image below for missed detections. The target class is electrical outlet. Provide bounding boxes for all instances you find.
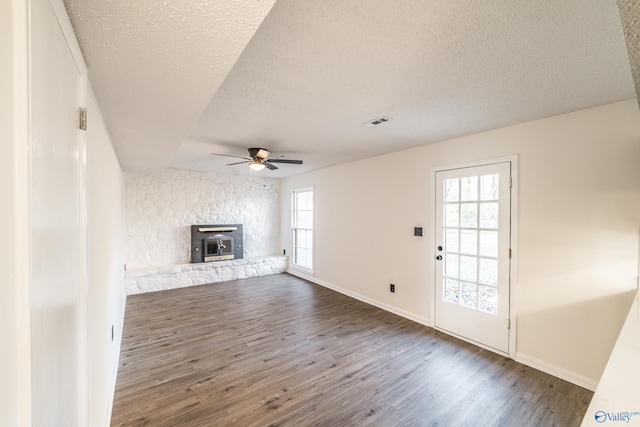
[390,283,395,293]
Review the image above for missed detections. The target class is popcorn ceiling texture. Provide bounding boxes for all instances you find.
[66,0,636,176]
[175,0,635,179]
[126,168,280,270]
[617,0,640,108]
[63,0,277,171]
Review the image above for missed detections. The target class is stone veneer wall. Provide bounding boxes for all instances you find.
[126,168,281,270]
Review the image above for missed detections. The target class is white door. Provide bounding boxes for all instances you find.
[30,0,84,424]
[434,162,511,354]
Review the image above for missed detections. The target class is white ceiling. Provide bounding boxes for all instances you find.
[65,0,637,178]
[64,0,277,171]
[618,0,640,109]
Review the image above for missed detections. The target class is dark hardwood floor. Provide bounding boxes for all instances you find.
[111,273,592,426]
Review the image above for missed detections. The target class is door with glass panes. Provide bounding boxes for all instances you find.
[434,162,511,354]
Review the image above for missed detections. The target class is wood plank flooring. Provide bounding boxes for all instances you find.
[111,273,592,426]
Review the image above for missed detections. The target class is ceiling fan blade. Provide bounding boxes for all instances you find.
[226,161,250,166]
[267,159,303,165]
[211,152,251,161]
[265,162,278,170]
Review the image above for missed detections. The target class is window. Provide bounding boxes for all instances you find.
[291,187,313,270]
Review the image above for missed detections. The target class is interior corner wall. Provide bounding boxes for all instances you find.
[86,83,126,426]
[125,170,280,270]
[280,99,640,388]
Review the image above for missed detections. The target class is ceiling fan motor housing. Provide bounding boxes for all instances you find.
[249,148,270,159]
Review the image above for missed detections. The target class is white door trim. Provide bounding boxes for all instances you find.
[429,155,518,358]
[3,1,33,424]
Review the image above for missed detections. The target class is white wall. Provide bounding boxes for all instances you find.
[126,169,280,269]
[281,100,640,388]
[2,1,126,426]
[0,0,31,425]
[86,85,126,426]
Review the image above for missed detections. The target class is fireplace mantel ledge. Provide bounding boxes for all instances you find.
[125,255,288,295]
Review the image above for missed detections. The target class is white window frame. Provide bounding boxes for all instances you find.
[291,187,314,273]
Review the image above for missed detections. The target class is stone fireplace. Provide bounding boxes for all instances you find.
[191,224,243,263]
[124,171,286,295]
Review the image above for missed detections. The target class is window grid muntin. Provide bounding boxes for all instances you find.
[442,174,500,315]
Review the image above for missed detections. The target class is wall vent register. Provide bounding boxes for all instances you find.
[363,116,392,128]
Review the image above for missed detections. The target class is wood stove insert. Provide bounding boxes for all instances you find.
[191,224,243,263]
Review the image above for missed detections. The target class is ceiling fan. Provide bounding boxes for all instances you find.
[211,148,303,171]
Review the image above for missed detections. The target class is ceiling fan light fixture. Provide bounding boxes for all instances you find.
[212,148,302,172]
[249,160,266,171]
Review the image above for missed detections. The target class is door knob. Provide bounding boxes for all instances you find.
[436,255,443,260]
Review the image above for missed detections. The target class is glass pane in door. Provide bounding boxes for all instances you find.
[439,172,503,316]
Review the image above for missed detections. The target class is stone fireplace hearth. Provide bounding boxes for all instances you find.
[125,255,288,295]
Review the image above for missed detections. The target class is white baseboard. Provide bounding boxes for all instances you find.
[286,269,430,328]
[515,352,598,391]
[286,270,598,392]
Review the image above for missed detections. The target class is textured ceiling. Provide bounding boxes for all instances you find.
[64,0,277,171]
[617,0,640,109]
[65,0,636,178]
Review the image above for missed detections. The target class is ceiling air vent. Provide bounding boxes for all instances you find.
[363,116,392,128]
